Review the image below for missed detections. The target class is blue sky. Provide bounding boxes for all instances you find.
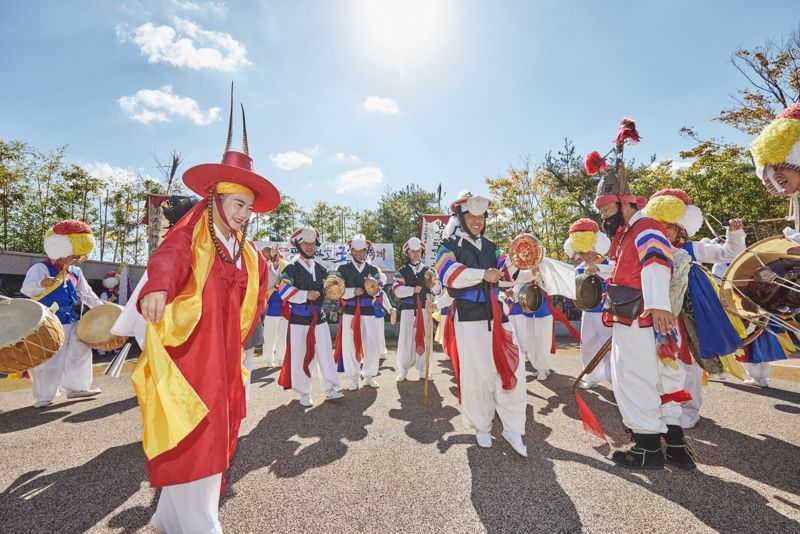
[1,0,797,210]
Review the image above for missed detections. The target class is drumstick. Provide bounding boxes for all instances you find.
[572,336,612,389]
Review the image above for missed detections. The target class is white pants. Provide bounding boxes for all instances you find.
[376,316,387,356]
[341,313,379,383]
[287,322,340,396]
[396,309,430,374]
[610,322,686,434]
[744,361,771,380]
[151,473,222,534]
[455,320,527,435]
[262,315,287,365]
[509,314,528,359]
[30,322,93,402]
[243,347,254,403]
[680,359,703,427]
[580,312,612,384]
[525,316,553,373]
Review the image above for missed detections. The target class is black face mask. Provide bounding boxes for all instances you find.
[602,206,625,238]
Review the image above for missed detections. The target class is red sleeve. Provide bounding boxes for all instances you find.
[137,226,194,311]
[243,243,269,342]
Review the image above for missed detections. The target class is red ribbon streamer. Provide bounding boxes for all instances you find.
[352,298,364,362]
[303,307,319,378]
[414,294,426,356]
[488,288,519,391]
[278,323,292,389]
[443,307,461,402]
[575,390,607,440]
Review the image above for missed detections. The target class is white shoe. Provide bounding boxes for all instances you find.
[755,377,769,388]
[476,431,492,448]
[299,394,313,407]
[578,380,596,390]
[396,371,407,382]
[365,377,379,388]
[325,389,345,400]
[718,372,729,381]
[501,430,528,457]
[536,371,549,381]
[348,380,359,391]
[33,400,53,409]
[418,370,429,381]
[743,377,757,385]
[66,388,102,399]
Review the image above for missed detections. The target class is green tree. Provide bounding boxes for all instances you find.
[375,184,442,259]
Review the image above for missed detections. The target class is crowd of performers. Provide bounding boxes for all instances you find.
[12,101,800,533]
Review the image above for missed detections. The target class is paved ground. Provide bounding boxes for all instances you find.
[1,343,799,533]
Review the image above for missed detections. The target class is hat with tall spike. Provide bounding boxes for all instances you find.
[183,82,281,213]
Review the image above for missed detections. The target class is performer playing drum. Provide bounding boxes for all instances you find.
[277,227,344,406]
[21,219,104,408]
[392,237,442,382]
[563,218,613,389]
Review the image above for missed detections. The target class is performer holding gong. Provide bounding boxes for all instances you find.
[335,233,387,390]
[392,237,442,382]
[277,227,344,406]
[21,219,104,408]
[435,191,542,457]
[563,218,613,389]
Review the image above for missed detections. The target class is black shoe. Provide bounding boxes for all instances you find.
[611,432,665,470]
[662,425,697,470]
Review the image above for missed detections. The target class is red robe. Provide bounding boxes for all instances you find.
[138,224,267,487]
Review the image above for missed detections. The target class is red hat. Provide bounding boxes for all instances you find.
[182,86,280,213]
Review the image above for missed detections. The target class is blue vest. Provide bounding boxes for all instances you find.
[33,262,81,324]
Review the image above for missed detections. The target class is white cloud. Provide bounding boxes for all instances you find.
[363,96,399,114]
[118,85,220,126]
[170,0,228,16]
[83,162,156,188]
[335,167,385,194]
[335,152,361,163]
[117,17,249,72]
[271,151,313,171]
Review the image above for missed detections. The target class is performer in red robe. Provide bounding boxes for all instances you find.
[116,94,279,533]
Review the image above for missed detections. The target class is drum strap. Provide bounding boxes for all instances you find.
[30,270,72,303]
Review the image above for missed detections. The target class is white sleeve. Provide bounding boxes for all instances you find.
[691,229,746,264]
[283,288,308,304]
[435,292,453,310]
[267,264,282,288]
[20,263,50,298]
[342,287,356,299]
[784,227,800,245]
[393,284,415,298]
[76,268,104,309]
[537,258,577,300]
[641,263,672,313]
[381,290,393,312]
[595,262,614,280]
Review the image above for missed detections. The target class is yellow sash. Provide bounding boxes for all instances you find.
[132,211,260,460]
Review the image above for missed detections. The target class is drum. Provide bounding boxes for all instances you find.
[77,304,127,351]
[323,274,346,300]
[363,276,381,297]
[423,269,438,289]
[518,282,544,313]
[509,233,545,270]
[574,272,603,310]
[0,297,65,373]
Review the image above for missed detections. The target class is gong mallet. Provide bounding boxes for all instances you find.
[423,294,434,404]
[571,336,612,390]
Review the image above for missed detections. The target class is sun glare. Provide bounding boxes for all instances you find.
[353,0,448,62]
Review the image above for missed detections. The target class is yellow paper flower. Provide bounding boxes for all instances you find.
[751,118,800,167]
[568,231,597,253]
[644,195,685,224]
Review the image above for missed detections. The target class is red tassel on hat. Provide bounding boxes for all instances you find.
[575,390,607,440]
[614,118,641,146]
[584,151,609,176]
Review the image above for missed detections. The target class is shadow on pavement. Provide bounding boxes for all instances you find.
[224,386,378,497]
[251,365,280,388]
[0,399,96,433]
[63,396,139,424]
[389,380,460,452]
[0,442,151,533]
